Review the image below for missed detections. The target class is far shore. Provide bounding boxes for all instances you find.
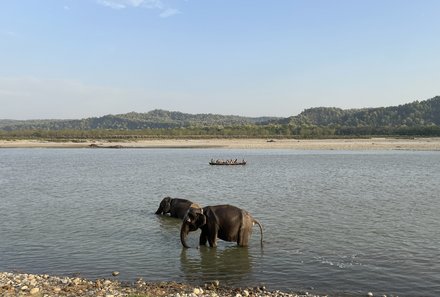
[1,137,440,151]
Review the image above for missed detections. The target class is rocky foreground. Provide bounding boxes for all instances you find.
[0,272,335,297]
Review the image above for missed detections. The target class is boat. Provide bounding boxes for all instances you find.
[209,159,247,165]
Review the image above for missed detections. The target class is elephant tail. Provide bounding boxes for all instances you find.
[253,219,263,247]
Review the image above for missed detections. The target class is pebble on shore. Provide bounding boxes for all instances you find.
[0,271,330,297]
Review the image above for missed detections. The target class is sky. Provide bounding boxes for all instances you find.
[1,0,439,120]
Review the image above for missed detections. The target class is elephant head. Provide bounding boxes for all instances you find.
[155,197,172,215]
[180,207,206,248]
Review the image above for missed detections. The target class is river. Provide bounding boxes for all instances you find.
[0,148,439,296]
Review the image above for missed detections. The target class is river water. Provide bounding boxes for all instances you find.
[0,148,439,296]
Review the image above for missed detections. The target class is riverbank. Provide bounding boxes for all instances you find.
[0,272,331,297]
[1,137,440,150]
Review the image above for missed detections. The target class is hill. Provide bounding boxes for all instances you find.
[1,96,439,138]
[0,110,278,131]
[282,96,440,127]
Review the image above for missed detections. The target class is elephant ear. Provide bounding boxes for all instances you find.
[162,197,172,213]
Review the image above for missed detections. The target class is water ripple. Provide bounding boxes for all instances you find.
[1,149,439,296]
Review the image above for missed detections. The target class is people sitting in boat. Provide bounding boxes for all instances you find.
[210,158,245,165]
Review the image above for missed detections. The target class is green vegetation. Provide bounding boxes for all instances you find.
[1,96,439,139]
[0,110,277,131]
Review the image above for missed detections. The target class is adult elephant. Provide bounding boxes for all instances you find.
[155,197,201,220]
[180,204,263,248]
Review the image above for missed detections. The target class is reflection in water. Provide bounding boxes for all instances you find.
[156,214,182,231]
[154,214,184,246]
[180,246,253,286]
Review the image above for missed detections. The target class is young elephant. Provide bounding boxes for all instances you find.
[180,204,263,248]
[155,197,201,220]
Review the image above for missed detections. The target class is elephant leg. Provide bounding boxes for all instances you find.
[238,218,252,246]
[199,231,208,246]
[237,227,246,246]
[207,227,218,247]
[238,231,249,246]
[208,236,217,247]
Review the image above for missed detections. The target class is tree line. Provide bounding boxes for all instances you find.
[1,96,439,139]
[1,123,439,140]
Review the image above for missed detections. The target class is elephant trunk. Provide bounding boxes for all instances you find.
[155,207,162,214]
[180,222,191,248]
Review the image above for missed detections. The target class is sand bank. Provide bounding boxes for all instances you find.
[1,138,440,151]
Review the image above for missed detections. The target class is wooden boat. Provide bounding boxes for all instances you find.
[209,159,246,165]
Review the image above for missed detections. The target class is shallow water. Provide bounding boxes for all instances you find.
[0,148,439,296]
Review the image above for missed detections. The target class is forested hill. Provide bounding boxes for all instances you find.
[0,110,278,131]
[281,96,440,127]
[1,97,439,137]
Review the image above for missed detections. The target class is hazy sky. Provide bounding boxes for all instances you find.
[1,0,439,119]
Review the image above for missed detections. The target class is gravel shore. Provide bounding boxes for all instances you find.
[0,272,332,297]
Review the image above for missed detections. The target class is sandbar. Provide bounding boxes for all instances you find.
[1,138,440,150]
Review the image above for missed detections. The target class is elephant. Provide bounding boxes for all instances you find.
[180,204,263,248]
[155,197,201,220]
